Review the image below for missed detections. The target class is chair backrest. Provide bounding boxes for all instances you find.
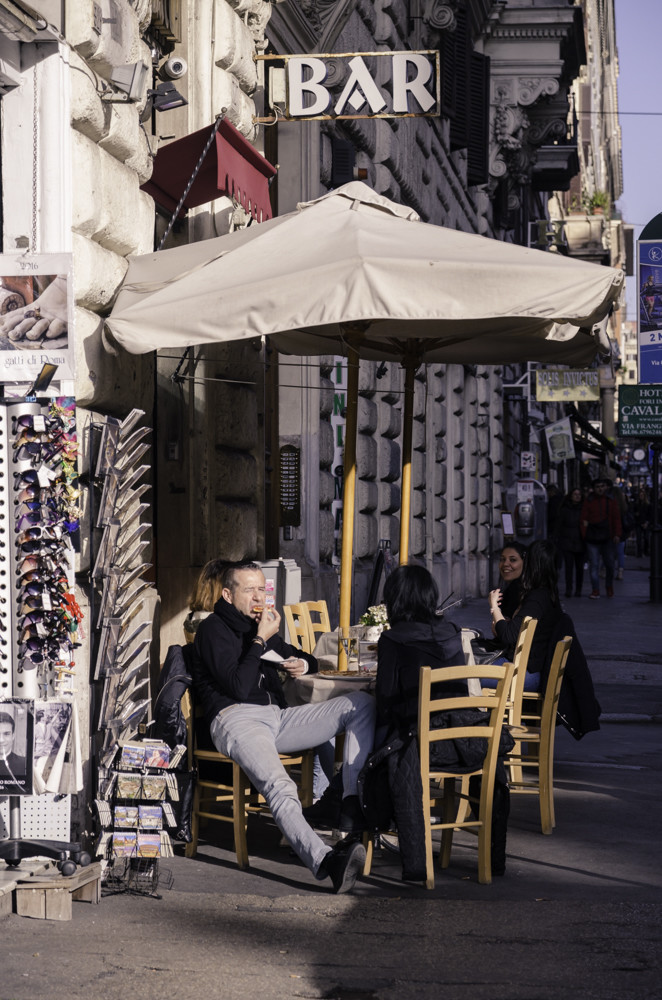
[180,688,194,771]
[303,600,331,649]
[418,661,515,794]
[539,636,572,745]
[282,603,314,653]
[506,616,538,728]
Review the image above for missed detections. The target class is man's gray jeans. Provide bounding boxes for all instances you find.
[209,691,375,876]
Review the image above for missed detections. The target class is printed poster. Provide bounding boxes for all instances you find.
[544,416,576,463]
[637,240,662,384]
[0,253,74,385]
[0,700,34,795]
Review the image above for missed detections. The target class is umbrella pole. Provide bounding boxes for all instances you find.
[338,341,360,670]
[399,360,416,564]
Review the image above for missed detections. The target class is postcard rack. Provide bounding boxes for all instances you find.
[95,739,182,895]
[90,410,155,767]
[89,410,162,879]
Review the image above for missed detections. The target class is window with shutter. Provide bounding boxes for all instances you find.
[449,5,470,152]
[467,52,490,186]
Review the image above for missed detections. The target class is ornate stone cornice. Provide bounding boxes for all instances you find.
[492,75,559,109]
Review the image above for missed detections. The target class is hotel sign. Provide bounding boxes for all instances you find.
[256,50,440,123]
[535,368,600,402]
[619,385,662,439]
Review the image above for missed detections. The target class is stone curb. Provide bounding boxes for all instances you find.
[600,713,662,724]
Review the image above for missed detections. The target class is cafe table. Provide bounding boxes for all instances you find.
[283,628,378,707]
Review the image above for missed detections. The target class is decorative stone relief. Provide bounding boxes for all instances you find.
[425,1,456,31]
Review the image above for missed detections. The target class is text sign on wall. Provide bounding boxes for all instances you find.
[535,368,599,402]
[279,445,301,527]
[257,50,440,122]
[637,240,662,384]
[619,385,662,439]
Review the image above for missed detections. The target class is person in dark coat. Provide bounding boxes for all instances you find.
[581,478,622,598]
[192,560,375,893]
[370,565,466,880]
[489,539,563,692]
[555,488,586,597]
[368,565,511,879]
[375,565,465,743]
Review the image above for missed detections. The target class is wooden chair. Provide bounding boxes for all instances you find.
[506,636,573,835]
[363,661,514,887]
[282,603,314,653]
[303,600,331,649]
[181,691,314,868]
[503,616,538,784]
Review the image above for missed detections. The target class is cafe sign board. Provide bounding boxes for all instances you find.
[535,368,599,402]
[619,385,662,439]
[256,50,440,123]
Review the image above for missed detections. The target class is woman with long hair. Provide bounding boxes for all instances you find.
[489,539,563,692]
[183,558,228,643]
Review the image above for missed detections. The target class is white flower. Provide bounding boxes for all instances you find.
[359,604,389,628]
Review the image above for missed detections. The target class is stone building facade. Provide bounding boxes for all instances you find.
[0,1,624,834]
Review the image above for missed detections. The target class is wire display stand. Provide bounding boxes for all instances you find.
[101,856,173,898]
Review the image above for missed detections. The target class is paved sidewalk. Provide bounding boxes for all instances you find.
[1,554,661,1000]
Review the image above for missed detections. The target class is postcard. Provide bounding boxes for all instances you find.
[112,831,137,857]
[143,743,170,769]
[116,773,142,799]
[119,742,145,769]
[114,805,139,828]
[137,832,161,858]
[141,774,166,800]
[138,805,162,829]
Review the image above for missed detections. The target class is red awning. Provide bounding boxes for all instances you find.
[141,119,277,221]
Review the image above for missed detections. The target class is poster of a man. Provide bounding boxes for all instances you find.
[0,701,34,795]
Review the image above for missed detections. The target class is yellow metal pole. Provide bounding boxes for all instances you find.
[399,360,416,564]
[338,340,360,670]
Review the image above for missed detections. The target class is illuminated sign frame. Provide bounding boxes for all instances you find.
[256,50,440,123]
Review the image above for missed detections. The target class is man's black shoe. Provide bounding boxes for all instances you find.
[338,794,367,834]
[303,784,342,829]
[318,839,366,894]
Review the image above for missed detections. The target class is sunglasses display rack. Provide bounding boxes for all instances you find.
[0,397,85,865]
[1,399,80,702]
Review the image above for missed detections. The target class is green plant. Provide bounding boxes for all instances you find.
[588,190,610,213]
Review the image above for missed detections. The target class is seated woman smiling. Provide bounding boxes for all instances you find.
[489,540,563,693]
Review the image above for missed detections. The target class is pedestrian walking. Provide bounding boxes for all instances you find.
[581,478,622,598]
[555,487,586,597]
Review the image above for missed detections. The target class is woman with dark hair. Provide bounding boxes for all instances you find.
[497,541,527,619]
[488,539,563,692]
[375,564,464,740]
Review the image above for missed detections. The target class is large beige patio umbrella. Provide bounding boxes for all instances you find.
[106,182,624,658]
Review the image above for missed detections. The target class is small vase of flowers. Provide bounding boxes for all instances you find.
[359,604,389,642]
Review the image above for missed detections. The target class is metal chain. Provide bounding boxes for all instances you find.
[31,63,38,253]
[156,113,226,252]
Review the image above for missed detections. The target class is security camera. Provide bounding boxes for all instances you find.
[158,56,187,81]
